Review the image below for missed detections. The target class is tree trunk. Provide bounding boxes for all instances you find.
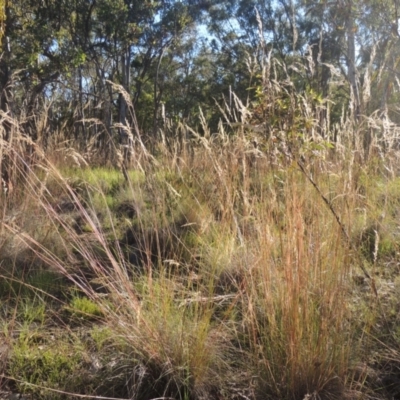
[0,1,12,141]
[345,0,361,121]
[118,47,132,161]
[77,65,87,143]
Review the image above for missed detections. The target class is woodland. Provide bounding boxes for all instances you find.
[1,1,400,399]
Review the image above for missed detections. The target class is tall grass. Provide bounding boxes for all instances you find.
[2,52,400,399]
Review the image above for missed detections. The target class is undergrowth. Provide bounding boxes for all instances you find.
[1,56,400,400]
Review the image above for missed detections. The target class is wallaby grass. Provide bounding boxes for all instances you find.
[2,60,400,399]
[1,131,399,400]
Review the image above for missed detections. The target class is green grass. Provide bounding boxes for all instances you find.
[8,329,91,399]
[67,294,104,319]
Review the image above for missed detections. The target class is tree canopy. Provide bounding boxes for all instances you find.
[0,0,399,149]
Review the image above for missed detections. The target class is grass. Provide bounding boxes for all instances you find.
[2,62,400,400]
[67,293,104,319]
[0,144,370,399]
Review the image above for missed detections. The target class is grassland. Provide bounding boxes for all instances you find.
[1,84,400,399]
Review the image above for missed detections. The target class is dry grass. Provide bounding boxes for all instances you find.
[2,53,400,400]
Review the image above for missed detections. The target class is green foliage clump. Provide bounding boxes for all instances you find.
[68,295,104,319]
[8,334,89,399]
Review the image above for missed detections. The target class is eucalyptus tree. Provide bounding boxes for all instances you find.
[0,0,91,140]
[0,0,209,140]
[204,0,321,135]
[0,0,11,140]
[70,0,211,149]
[356,0,400,120]
[3,0,397,151]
